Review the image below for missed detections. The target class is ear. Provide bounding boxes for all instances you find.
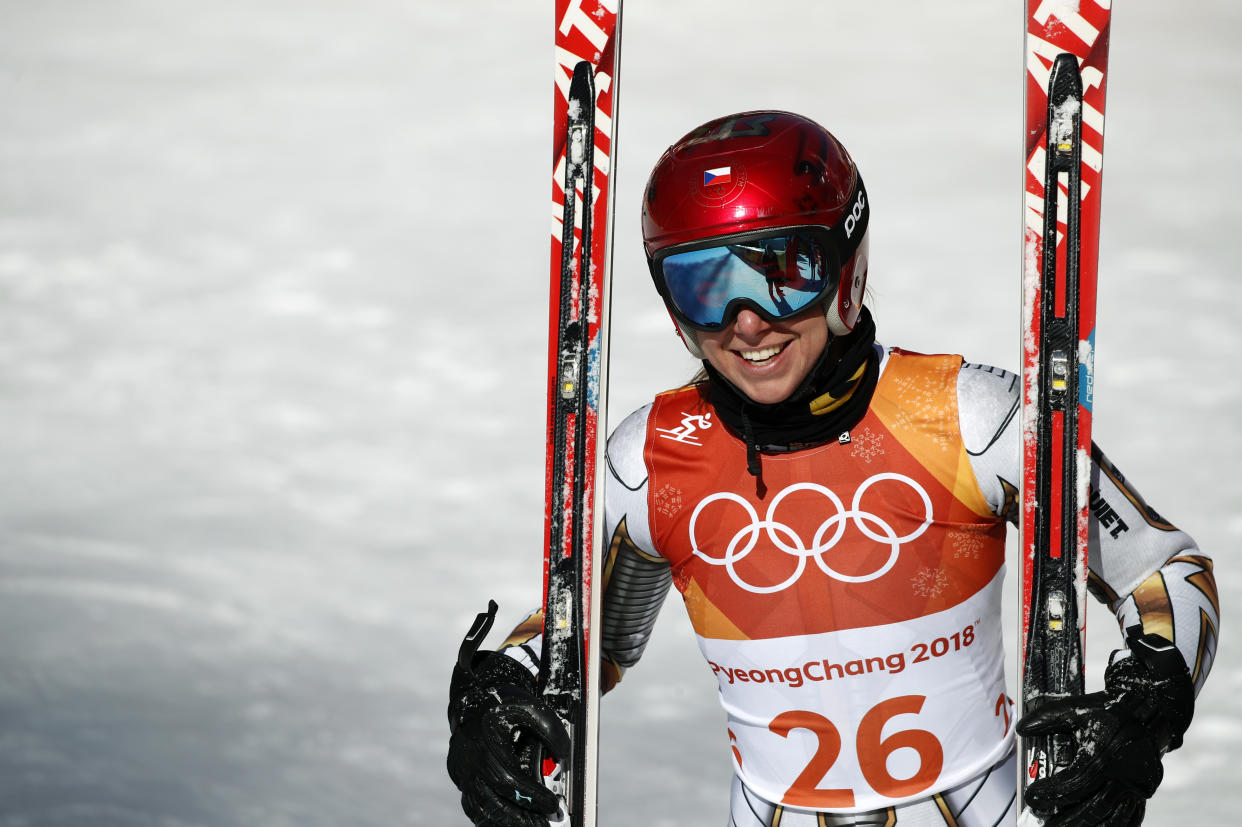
[671,313,705,359]
[827,239,868,336]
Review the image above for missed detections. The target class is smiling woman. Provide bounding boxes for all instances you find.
[639,112,879,471]
[445,109,1217,827]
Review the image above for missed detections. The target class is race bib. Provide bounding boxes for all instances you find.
[699,572,1014,812]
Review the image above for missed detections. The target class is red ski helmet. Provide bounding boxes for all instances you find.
[641,111,869,357]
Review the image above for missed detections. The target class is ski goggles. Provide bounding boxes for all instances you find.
[649,226,844,332]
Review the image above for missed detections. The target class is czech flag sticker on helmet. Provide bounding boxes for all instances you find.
[703,166,732,186]
[694,163,747,207]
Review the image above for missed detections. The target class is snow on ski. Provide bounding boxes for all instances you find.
[1018,0,1111,817]
[540,2,622,826]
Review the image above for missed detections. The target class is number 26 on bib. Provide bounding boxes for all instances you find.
[772,695,941,809]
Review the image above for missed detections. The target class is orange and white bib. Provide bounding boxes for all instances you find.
[643,350,1014,813]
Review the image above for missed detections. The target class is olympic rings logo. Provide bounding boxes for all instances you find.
[688,473,933,594]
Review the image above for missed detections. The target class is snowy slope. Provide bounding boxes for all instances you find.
[0,1,1237,825]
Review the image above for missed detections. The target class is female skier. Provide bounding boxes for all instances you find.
[447,111,1218,826]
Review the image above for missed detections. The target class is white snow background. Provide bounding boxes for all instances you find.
[1,1,1238,824]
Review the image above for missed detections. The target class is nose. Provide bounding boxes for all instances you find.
[731,307,770,340]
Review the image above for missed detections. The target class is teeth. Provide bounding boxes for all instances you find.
[739,345,783,363]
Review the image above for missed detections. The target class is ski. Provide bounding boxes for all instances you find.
[539,2,622,826]
[1018,0,1111,817]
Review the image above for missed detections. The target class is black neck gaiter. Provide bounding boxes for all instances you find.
[703,307,879,479]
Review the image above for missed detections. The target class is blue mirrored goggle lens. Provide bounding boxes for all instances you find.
[660,232,834,329]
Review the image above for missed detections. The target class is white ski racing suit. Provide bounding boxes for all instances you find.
[502,347,1218,826]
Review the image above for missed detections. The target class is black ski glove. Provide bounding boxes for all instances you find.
[447,601,570,827]
[1017,628,1195,826]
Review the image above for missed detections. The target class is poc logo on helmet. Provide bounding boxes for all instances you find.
[844,190,867,240]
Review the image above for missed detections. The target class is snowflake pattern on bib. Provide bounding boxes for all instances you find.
[849,427,886,464]
[654,484,684,519]
[911,566,951,599]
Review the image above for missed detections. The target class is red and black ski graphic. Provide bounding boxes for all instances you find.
[1018,0,1111,815]
[540,2,622,826]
